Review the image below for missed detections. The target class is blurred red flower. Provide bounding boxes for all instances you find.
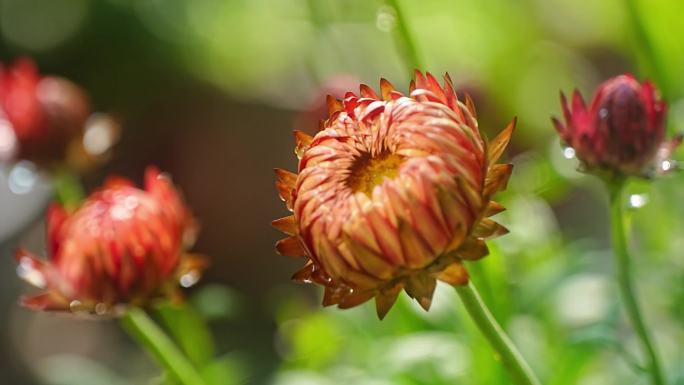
[0,58,118,170]
[15,167,206,315]
[553,74,681,177]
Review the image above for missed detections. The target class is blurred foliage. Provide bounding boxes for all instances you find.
[3,0,684,384]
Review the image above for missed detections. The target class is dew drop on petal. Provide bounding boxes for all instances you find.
[628,194,648,209]
[562,146,576,159]
[69,300,84,313]
[659,159,675,172]
[599,108,609,119]
[180,270,200,288]
[94,303,108,315]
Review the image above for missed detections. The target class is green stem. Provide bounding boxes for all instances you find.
[52,169,85,208]
[608,180,666,385]
[385,0,422,74]
[456,282,541,385]
[121,307,207,385]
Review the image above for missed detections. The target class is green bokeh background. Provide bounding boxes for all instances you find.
[1,0,683,384]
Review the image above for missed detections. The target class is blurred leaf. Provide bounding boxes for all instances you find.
[201,353,249,385]
[191,284,242,321]
[36,354,129,385]
[285,313,342,369]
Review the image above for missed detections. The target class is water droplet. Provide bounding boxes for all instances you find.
[8,161,37,194]
[180,270,200,288]
[659,159,676,172]
[599,108,608,119]
[628,194,648,209]
[69,300,84,313]
[376,5,397,32]
[94,303,108,315]
[562,146,576,159]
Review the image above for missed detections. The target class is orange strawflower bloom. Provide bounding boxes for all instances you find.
[273,72,514,319]
[15,167,206,315]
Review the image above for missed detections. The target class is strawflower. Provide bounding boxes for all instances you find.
[273,71,515,319]
[15,166,205,315]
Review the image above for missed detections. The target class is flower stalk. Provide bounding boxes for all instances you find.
[384,0,421,74]
[608,179,666,385]
[121,307,207,385]
[456,282,541,385]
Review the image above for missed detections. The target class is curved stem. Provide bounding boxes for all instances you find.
[121,307,207,385]
[456,282,541,385]
[608,180,666,385]
[385,0,422,74]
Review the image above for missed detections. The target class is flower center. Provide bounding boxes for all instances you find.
[347,152,404,195]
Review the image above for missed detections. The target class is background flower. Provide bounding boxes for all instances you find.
[15,167,205,314]
[552,74,681,177]
[0,58,118,170]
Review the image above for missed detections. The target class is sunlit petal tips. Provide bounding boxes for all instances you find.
[273,72,514,319]
[15,166,207,315]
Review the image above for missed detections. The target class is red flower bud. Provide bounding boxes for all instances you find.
[15,167,206,315]
[552,74,681,177]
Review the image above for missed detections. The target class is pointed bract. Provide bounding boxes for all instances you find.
[489,118,516,164]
